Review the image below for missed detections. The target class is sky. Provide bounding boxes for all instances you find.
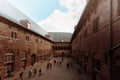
[6,0,86,33]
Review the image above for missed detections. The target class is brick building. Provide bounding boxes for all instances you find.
[0,16,53,78]
[71,0,120,80]
[49,32,72,57]
[0,0,72,79]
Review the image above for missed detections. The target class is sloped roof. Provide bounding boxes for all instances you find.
[0,0,48,36]
[48,32,72,42]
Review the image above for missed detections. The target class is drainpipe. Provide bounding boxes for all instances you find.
[109,0,113,80]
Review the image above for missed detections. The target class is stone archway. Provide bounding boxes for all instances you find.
[31,54,36,66]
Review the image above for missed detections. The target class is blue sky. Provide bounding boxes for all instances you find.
[6,0,62,22]
[6,0,86,32]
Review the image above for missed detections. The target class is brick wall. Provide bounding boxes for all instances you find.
[71,0,120,80]
[0,18,52,79]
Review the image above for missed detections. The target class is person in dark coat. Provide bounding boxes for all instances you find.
[19,71,23,80]
[39,68,42,76]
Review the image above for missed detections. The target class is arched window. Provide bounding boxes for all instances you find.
[5,52,14,73]
[52,46,55,50]
[55,46,57,50]
[58,46,60,50]
[61,47,63,50]
[67,47,69,50]
[64,46,66,50]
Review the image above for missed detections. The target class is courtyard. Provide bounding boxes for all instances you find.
[5,57,87,80]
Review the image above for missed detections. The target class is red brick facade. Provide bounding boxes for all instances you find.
[0,16,53,79]
[71,0,120,80]
[52,42,71,57]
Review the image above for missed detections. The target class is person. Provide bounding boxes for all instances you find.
[28,68,32,78]
[54,60,56,66]
[50,62,52,69]
[49,60,52,69]
[19,71,23,80]
[66,62,70,70]
[39,68,42,76]
[33,68,37,76]
[70,62,73,68]
[61,57,64,62]
[46,62,49,70]
[59,61,62,67]
[7,69,11,77]
[57,61,59,66]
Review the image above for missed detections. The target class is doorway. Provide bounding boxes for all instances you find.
[31,54,36,66]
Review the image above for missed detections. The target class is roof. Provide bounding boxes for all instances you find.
[0,0,48,36]
[48,32,72,42]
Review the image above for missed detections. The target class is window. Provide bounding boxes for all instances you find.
[52,46,55,50]
[64,46,66,50]
[26,36,30,41]
[11,31,17,39]
[61,47,63,50]
[58,46,60,50]
[55,46,57,50]
[67,47,70,50]
[21,52,27,60]
[93,17,99,32]
[5,52,14,63]
[21,52,27,67]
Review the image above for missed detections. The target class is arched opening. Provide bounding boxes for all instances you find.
[31,54,36,66]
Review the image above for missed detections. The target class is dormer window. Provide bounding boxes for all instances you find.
[20,20,31,29]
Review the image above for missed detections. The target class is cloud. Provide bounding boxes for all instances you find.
[38,0,86,33]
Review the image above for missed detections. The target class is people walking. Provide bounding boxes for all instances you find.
[28,68,32,78]
[7,69,11,77]
[61,57,64,62]
[66,62,70,70]
[33,68,37,76]
[48,60,52,69]
[49,61,52,69]
[57,61,59,66]
[47,62,49,70]
[59,61,62,67]
[70,62,73,68]
[54,60,56,66]
[39,68,42,76]
[19,71,23,80]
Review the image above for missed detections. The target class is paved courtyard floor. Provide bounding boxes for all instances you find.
[5,57,87,80]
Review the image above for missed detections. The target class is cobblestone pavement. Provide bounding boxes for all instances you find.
[5,57,87,80]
